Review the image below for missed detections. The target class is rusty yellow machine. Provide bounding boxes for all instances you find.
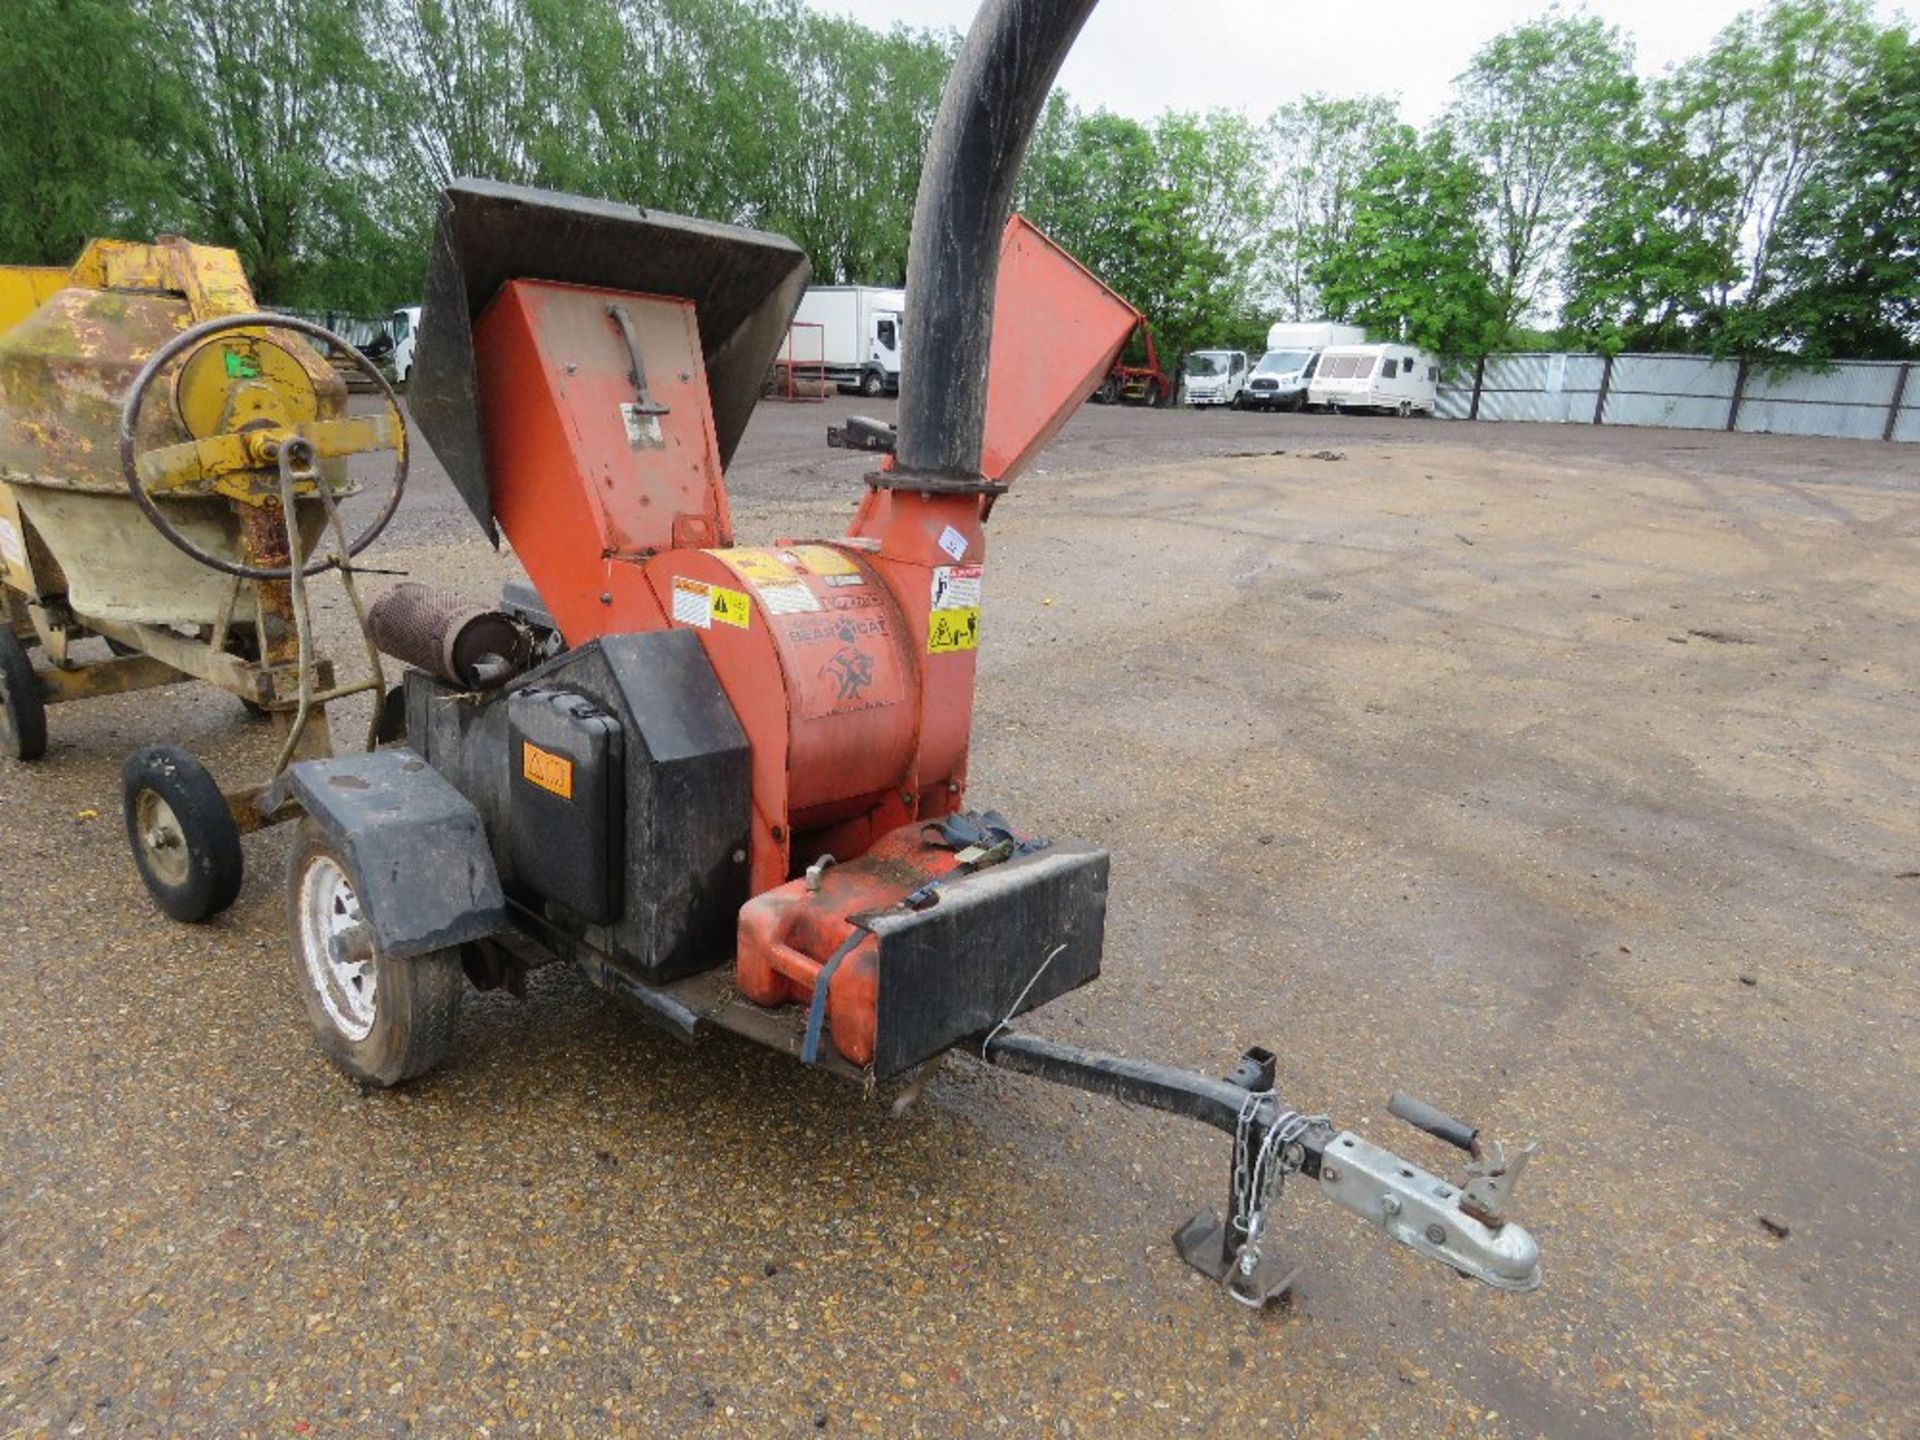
[0,238,406,920]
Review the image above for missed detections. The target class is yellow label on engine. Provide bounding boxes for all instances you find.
[928,607,979,654]
[522,741,573,800]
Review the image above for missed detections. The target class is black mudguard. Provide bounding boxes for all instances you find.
[263,748,507,960]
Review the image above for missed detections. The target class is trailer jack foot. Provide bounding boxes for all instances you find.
[1174,1210,1299,1307]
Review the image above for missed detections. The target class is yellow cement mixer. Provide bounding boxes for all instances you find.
[0,238,406,920]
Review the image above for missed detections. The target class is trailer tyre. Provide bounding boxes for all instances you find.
[0,628,46,762]
[122,745,243,921]
[287,819,462,1087]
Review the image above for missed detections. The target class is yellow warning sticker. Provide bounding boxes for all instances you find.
[709,584,751,628]
[712,548,795,586]
[928,607,979,654]
[671,576,752,630]
[787,543,860,577]
[522,741,574,800]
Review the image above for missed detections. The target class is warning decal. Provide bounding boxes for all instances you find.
[928,607,979,654]
[757,582,821,616]
[715,548,796,586]
[672,577,752,629]
[709,584,751,628]
[788,544,861,577]
[671,577,712,628]
[930,563,982,612]
[522,741,574,800]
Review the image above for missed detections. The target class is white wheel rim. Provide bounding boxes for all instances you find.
[298,854,378,1040]
[136,790,192,889]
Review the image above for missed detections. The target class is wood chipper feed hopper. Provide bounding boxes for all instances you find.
[0,238,407,920]
[260,0,1547,1307]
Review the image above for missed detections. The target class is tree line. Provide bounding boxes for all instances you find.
[1,0,1913,366]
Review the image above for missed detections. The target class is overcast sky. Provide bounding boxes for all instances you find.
[803,0,1911,125]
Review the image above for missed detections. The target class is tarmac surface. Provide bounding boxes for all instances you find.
[2,397,1916,1437]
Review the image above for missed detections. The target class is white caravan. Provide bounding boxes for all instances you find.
[1182,349,1249,406]
[1243,321,1367,411]
[1308,343,1440,416]
[789,285,906,396]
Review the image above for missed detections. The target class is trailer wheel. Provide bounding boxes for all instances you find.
[122,745,243,921]
[287,819,462,1086]
[0,628,46,762]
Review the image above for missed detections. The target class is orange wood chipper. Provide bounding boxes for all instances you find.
[158,0,1531,1305]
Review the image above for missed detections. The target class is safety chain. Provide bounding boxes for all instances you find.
[1225,1090,1328,1305]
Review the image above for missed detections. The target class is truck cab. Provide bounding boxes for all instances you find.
[1182,349,1248,407]
[389,305,422,383]
[867,310,902,396]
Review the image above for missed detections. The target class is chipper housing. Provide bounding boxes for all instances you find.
[267,0,1546,1306]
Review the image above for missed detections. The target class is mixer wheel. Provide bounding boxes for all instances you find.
[0,628,46,761]
[122,746,244,922]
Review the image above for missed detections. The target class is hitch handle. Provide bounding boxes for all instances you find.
[1388,1091,1481,1157]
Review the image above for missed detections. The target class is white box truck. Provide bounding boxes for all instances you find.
[1242,321,1367,411]
[388,305,422,384]
[1181,349,1250,407]
[788,286,906,397]
[1307,342,1440,416]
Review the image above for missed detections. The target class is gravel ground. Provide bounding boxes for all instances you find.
[2,400,1916,1437]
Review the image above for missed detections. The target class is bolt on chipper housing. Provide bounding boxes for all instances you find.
[262,0,1546,1306]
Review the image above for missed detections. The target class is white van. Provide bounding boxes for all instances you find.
[1308,344,1440,416]
[1182,349,1248,407]
[1244,322,1367,411]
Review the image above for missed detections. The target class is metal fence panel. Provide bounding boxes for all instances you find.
[1425,349,1913,440]
[1896,396,1920,443]
[1736,361,1901,440]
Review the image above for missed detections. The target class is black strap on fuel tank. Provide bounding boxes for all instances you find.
[801,926,869,1067]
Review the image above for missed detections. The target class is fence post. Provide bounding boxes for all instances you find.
[1593,354,1614,425]
[1887,363,1913,443]
[1468,354,1487,421]
[1726,358,1751,432]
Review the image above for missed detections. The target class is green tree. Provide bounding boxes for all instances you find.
[1749,31,1919,359]
[1562,117,1742,353]
[1313,126,1502,356]
[1665,0,1884,318]
[1260,94,1398,321]
[0,0,181,263]
[1020,107,1273,361]
[151,0,393,306]
[1446,10,1639,338]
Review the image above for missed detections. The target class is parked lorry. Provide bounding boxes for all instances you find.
[1242,321,1367,412]
[788,285,906,396]
[388,305,422,383]
[1309,342,1440,416]
[1182,349,1249,407]
[1089,318,1174,407]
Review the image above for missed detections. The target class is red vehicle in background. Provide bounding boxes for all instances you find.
[1089,318,1174,407]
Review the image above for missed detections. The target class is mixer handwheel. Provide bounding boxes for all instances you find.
[117,311,409,582]
[0,628,46,762]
